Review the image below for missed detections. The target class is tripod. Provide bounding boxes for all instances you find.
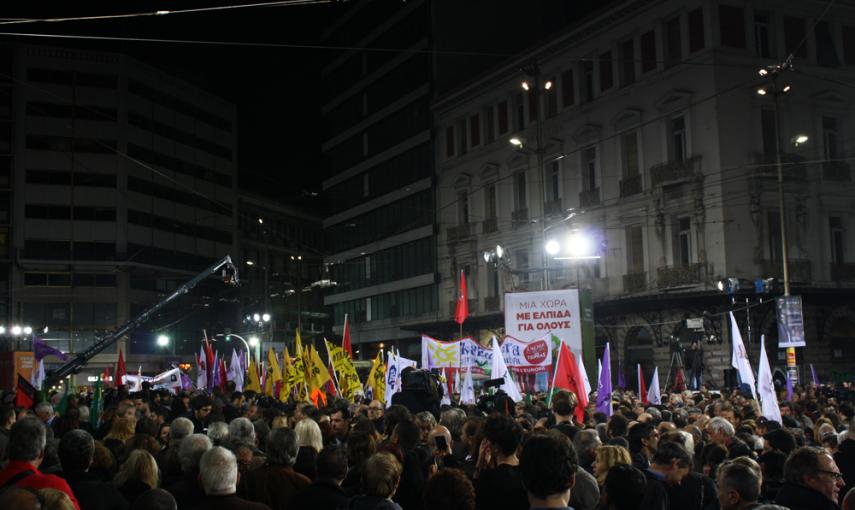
[664,349,684,390]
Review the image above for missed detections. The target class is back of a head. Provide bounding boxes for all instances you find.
[58,429,95,472]
[295,417,323,452]
[709,416,735,437]
[608,415,629,437]
[0,487,41,510]
[199,446,238,496]
[783,446,823,485]
[758,450,787,481]
[718,461,761,504]
[483,414,523,457]
[604,464,646,510]
[552,391,576,417]
[440,408,466,437]
[170,417,193,443]
[228,417,256,448]
[130,488,177,510]
[316,446,348,481]
[179,434,212,473]
[384,405,412,436]
[35,488,75,510]
[764,428,797,455]
[393,419,421,451]
[8,417,46,462]
[362,452,403,498]
[424,468,476,510]
[574,429,601,456]
[207,422,229,446]
[266,427,298,467]
[520,432,578,500]
[843,487,855,510]
[651,441,692,468]
[627,422,654,452]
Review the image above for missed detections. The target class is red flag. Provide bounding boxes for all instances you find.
[454,270,469,325]
[673,366,686,392]
[218,358,227,391]
[204,338,215,390]
[15,374,36,409]
[638,364,649,405]
[102,366,111,387]
[342,314,353,358]
[553,342,588,423]
[115,349,127,387]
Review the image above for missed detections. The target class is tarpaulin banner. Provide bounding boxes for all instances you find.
[505,289,582,353]
[421,335,551,374]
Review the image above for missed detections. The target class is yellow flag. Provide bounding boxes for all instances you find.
[326,339,362,399]
[267,347,282,384]
[245,358,262,393]
[307,344,332,391]
[366,351,385,403]
[279,347,293,402]
[293,330,307,388]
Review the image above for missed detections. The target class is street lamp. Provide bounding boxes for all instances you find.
[157,335,169,347]
[545,239,561,256]
[216,333,252,366]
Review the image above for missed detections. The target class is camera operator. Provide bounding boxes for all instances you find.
[391,367,442,418]
[684,340,705,391]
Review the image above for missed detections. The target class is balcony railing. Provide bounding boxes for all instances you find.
[761,259,812,282]
[623,272,647,293]
[830,262,855,282]
[752,152,806,180]
[620,174,643,197]
[482,216,498,234]
[579,187,600,208]
[544,198,563,216]
[823,161,851,182]
[511,208,529,227]
[484,295,500,311]
[446,223,472,241]
[650,155,702,186]
[656,263,704,289]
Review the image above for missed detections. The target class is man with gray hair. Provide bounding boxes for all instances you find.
[0,418,80,509]
[34,402,55,427]
[57,429,128,510]
[718,461,761,510]
[574,428,602,475]
[834,416,855,506]
[165,433,212,509]
[207,421,229,447]
[707,416,752,459]
[776,446,845,510]
[228,417,265,474]
[157,416,194,486]
[191,446,269,510]
[238,427,310,510]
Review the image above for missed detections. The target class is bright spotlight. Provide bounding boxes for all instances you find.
[566,232,592,258]
[248,336,259,347]
[23,326,32,335]
[246,260,255,266]
[782,84,791,93]
[262,313,271,322]
[521,80,530,91]
[252,313,261,323]
[495,245,504,259]
[509,137,523,147]
[758,68,769,76]
[756,88,767,96]
[11,326,21,336]
[544,80,553,90]
[483,251,491,263]
[0,326,5,334]
[545,239,561,256]
[157,335,169,347]
[792,134,809,146]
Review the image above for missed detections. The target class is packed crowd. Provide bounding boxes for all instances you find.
[0,368,854,510]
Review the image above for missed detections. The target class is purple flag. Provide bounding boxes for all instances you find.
[180,372,193,391]
[810,364,819,386]
[209,351,219,393]
[617,355,626,390]
[596,343,613,416]
[786,372,794,401]
[33,336,68,362]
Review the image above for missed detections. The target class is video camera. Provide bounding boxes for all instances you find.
[476,378,516,415]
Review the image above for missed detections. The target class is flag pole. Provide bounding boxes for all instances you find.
[324,339,342,397]
[547,341,562,407]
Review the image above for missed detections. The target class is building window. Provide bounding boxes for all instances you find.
[688,7,705,53]
[754,13,773,58]
[665,16,682,67]
[545,75,558,117]
[761,108,777,157]
[457,190,469,225]
[582,146,597,192]
[816,21,840,67]
[622,131,640,177]
[469,113,481,147]
[445,126,455,158]
[582,60,594,102]
[784,17,807,58]
[516,249,530,283]
[545,160,561,202]
[844,25,855,65]
[620,39,636,87]
[670,115,687,162]
[626,224,644,274]
[497,100,509,134]
[485,106,495,143]
[456,118,468,154]
[514,171,527,211]
[674,216,692,266]
[719,5,746,49]
[641,30,657,73]
[823,116,841,161]
[512,92,525,131]
[599,51,613,91]
[830,216,845,264]
[561,69,575,107]
[484,183,497,219]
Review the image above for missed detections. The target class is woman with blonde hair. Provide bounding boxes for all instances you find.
[104,416,136,463]
[592,444,632,487]
[113,449,159,505]
[35,488,76,510]
[294,417,324,480]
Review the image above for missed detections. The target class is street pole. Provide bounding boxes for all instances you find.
[534,69,548,292]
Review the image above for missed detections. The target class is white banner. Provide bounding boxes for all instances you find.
[505,289,582,352]
[422,336,551,374]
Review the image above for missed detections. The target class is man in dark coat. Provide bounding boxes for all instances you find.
[56,429,129,510]
[291,446,348,510]
[834,418,855,507]
[641,443,692,510]
[775,446,845,510]
[190,447,271,510]
[237,427,310,510]
[164,433,211,509]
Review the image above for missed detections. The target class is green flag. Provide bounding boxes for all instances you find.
[90,376,102,430]
[56,379,71,416]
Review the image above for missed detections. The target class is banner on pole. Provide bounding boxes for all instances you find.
[776,296,806,348]
[421,335,551,374]
[505,290,583,353]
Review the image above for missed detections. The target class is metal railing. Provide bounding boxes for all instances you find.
[656,263,704,289]
[650,155,702,186]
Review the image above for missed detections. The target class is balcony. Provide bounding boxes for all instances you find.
[620,174,643,197]
[830,263,855,282]
[544,198,563,216]
[511,208,529,227]
[823,161,851,182]
[482,216,498,234]
[761,259,812,283]
[448,299,476,317]
[656,263,704,289]
[484,295,500,312]
[752,152,806,180]
[623,272,647,293]
[579,187,600,208]
[650,155,702,186]
[446,223,472,241]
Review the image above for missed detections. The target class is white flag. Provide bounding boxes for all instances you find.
[152,367,182,392]
[384,351,399,408]
[440,369,451,405]
[577,353,592,397]
[31,359,45,390]
[453,368,460,395]
[460,367,476,405]
[227,349,244,392]
[491,337,523,402]
[597,358,602,384]
[730,312,757,399]
[196,345,208,390]
[647,366,661,405]
[757,335,782,423]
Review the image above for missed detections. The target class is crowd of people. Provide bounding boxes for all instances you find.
[0,367,854,510]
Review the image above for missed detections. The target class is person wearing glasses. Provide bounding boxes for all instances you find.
[366,400,385,434]
[775,446,845,510]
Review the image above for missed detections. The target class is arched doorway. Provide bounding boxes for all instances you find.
[624,326,655,395]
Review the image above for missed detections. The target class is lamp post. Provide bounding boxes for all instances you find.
[216,333,254,366]
[290,255,303,331]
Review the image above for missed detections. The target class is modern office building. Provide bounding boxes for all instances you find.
[434,0,855,386]
[0,43,238,383]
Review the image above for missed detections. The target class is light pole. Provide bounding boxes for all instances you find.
[216,333,254,367]
[291,255,303,331]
